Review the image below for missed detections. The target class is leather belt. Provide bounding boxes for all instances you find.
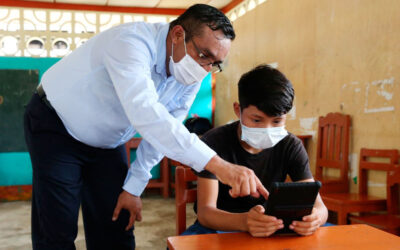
[36,85,54,110]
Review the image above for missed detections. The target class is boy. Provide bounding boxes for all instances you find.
[183,65,328,237]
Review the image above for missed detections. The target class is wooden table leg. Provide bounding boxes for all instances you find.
[337,210,348,225]
[161,157,170,198]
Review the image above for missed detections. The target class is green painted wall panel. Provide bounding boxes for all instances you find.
[187,73,212,122]
[0,57,212,186]
[0,152,32,186]
[0,57,60,79]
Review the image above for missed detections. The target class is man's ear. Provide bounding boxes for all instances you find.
[233,102,241,119]
[171,25,185,44]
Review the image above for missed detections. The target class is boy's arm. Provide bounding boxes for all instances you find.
[298,178,328,223]
[289,178,328,235]
[196,177,248,231]
[197,177,283,236]
[313,193,329,224]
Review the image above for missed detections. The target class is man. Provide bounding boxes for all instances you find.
[24,4,268,250]
[182,65,328,236]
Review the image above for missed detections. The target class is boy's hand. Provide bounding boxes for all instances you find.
[289,208,323,236]
[245,205,283,237]
[205,155,269,199]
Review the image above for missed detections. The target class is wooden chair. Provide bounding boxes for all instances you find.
[322,148,399,225]
[175,165,198,235]
[125,138,170,198]
[315,113,351,194]
[349,165,400,235]
[168,159,181,191]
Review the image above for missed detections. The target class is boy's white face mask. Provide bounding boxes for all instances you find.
[240,120,288,150]
[169,32,208,86]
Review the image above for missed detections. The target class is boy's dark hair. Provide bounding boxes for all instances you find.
[238,64,294,117]
[170,4,235,41]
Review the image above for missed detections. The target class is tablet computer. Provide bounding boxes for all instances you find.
[263,181,321,235]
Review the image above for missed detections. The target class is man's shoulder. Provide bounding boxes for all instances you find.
[103,22,169,66]
[115,21,167,32]
[109,22,168,45]
[134,22,168,34]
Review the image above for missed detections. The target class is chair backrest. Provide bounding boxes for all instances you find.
[387,166,400,214]
[315,112,351,184]
[358,148,399,196]
[175,165,197,235]
[125,138,142,166]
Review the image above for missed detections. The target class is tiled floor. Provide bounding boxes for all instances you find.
[0,196,196,250]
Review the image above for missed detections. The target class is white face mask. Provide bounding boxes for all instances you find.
[240,122,288,150]
[169,32,208,86]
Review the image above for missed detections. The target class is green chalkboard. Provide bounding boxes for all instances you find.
[0,69,39,152]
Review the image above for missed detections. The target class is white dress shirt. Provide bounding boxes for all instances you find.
[41,22,216,196]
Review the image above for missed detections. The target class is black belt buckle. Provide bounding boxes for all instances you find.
[36,85,54,110]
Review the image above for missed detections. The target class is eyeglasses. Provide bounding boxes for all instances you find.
[190,39,223,74]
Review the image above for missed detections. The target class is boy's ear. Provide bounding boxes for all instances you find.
[233,102,241,119]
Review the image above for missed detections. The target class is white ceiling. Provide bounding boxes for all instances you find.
[21,0,234,9]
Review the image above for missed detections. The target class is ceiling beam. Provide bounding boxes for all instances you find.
[0,0,186,15]
[220,0,245,13]
[0,0,245,15]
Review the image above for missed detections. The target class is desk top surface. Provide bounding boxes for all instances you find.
[167,224,400,250]
[296,134,313,139]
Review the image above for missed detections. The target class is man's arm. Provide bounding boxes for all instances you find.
[123,83,200,196]
[104,32,215,176]
[289,179,328,235]
[104,31,268,200]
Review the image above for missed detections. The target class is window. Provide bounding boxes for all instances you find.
[0,6,176,58]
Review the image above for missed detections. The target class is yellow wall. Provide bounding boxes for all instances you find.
[216,0,400,196]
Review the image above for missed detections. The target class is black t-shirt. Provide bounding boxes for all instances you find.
[195,121,312,213]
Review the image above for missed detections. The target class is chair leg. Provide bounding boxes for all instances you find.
[176,204,187,235]
[337,210,348,225]
[161,158,170,198]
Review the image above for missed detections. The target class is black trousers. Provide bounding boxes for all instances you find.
[24,93,135,250]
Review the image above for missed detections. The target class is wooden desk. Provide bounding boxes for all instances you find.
[296,134,312,148]
[167,224,400,250]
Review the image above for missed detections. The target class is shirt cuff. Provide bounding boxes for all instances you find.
[182,137,216,173]
[122,162,151,196]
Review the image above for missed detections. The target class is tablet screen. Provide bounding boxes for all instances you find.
[263,181,321,235]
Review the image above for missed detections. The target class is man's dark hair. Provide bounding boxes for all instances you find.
[170,4,235,41]
[238,64,294,117]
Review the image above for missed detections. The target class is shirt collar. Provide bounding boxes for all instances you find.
[155,23,170,78]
